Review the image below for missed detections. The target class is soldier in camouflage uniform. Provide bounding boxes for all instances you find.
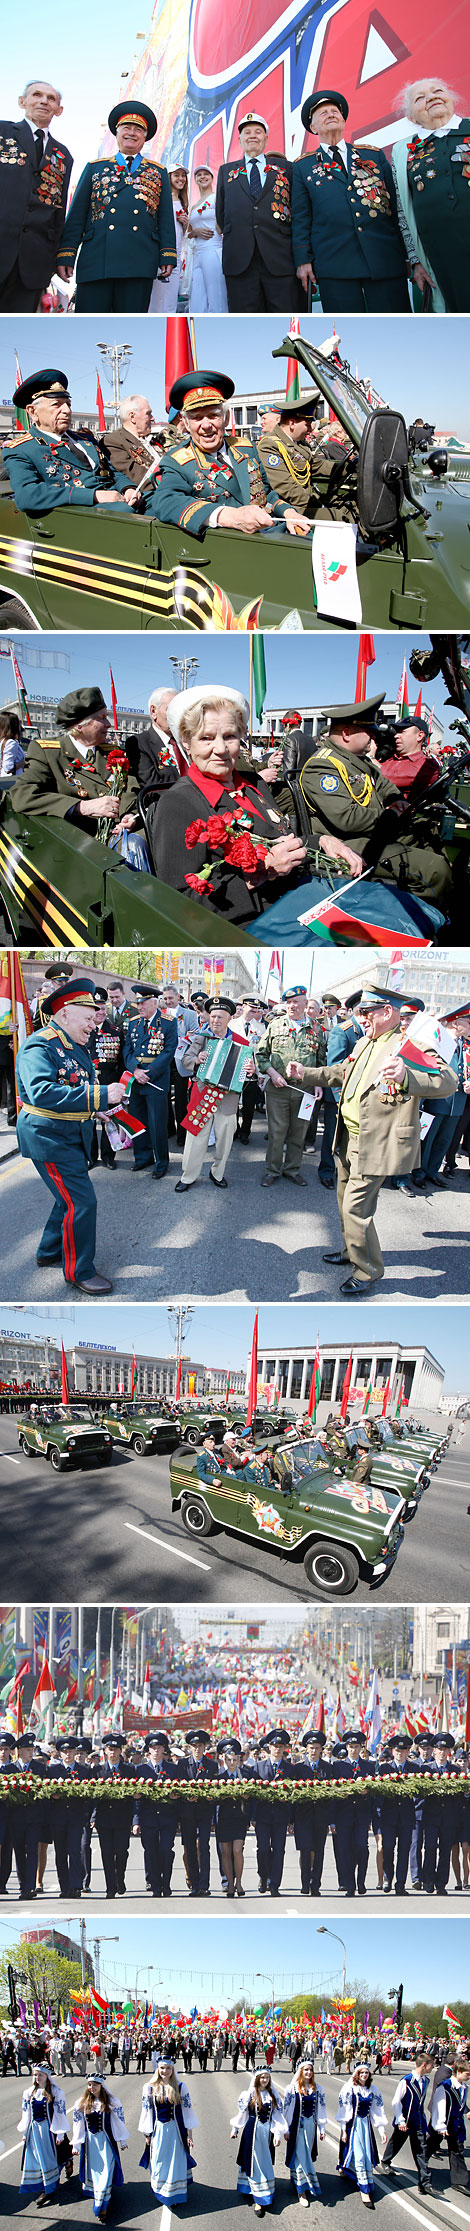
[256,985,327,1188]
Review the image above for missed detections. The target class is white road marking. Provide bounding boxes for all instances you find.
[124,1522,210,1571]
[0,2140,22,2159]
[0,1452,21,1463]
[160,2209,172,2231]
[323,2126,470,2228]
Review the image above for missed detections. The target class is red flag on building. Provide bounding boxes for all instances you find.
[308,1343,321,1420]
[340,1352,353,1421]
[96,374,106,432]
[130,1354,138,1402]
[382,1377,391,1416]
[164,317,194,410]
[246,1312,259,1430]
[175,1355,182,1401]
[355,634,375,704]
[109,667,119,734]
[61,1341,69,1402]
[414,686,423,718]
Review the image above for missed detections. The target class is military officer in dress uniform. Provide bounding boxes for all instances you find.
[196,1433,225,1484]
[56,99,176,311]
[257,393,357,517]
[148,369,311,539]
[2,368,136,515]
[292,88,410,310]
[89,987,125,1170]
[14,975,125,1292]
[256,985,327,1189]
[215,110,303,312]
[287,692,452,910]
[48,1734,93,1900]
[92,1732,134,1897]
[180,1730,218,1897]
[133,1731,189,1898]
[0,1732,38,1899]
[0,79,73,311]
[293,1730,332,1896]
[422,1734,460,1896]
[123,983,178,1179]
[12,682,140,830]
[372,1733,416,1898]
[252,1727,293,1895]
[331,1727,375,1896]
[287,984,456,1294]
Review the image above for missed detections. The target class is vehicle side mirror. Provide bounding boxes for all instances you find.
[356,409,409,535]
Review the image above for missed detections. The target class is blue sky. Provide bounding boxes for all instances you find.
[3,315,469,440]
[0,1914,464,2005]
[0,632,451,731]
[1,1304,467,1390]
[2,1,146,184]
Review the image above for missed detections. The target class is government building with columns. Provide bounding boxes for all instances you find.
[252,1338,444,1416]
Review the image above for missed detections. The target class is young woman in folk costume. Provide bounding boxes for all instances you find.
[18,2069,71,2204]
[283,2059,327,2205]
[337,2061,387,2205]
[139,2058,198,2203]
[72,2079,129,2221]
[231,2067,288,2215]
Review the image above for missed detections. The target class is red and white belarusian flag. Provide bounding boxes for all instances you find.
[300,1695,317,1737]
[414,686,423,718]
[164,316,194,410]
[334,1692,346,1738]
[29,1652,56,1725]
[397,657,409,718]
[96,373,106,432]
[267,951,283,991]
[233,1681,243,1739]
[142,1662,151,1716]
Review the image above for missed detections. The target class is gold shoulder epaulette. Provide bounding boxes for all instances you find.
[2,430,31,448]
[38,736,61,749]
[169,445,192,462]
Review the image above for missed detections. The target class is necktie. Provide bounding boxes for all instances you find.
[329,146,346,172]
[249,160,262,201]
[34,128,44,166]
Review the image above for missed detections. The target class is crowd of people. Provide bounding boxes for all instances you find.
[1,75,468,314]
[1,2019,469,2215]
[1,1716,469,1902]
[7,945,469,1294]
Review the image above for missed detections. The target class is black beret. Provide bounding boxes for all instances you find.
[57,686,107,729]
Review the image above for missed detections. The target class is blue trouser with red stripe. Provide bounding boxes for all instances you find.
[16,1117,97,1281]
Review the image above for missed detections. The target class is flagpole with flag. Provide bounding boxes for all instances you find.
[10,646,31,726]
[340,1352,353,1422]
[397,657,409,718]
[307,1341,321,1421]
[14,351,27,431]
[96,373,106,432]
[130,1353,138,1402]
[354,634,375,704]
[109,668,119,735]
[0,953,32,1115]
[164,317,195,409]
[61,1341,69,1403]
[285,316,301,403]
[246,1312,259,1433]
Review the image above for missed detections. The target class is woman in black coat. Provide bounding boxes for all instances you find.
[147,683,306,924]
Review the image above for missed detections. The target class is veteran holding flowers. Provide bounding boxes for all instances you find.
[147,683,307,924]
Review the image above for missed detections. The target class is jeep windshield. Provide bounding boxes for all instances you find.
[273,336,373,450]
[280,1440,329,1480]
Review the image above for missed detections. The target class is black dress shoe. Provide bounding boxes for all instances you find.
[175,1179,191,1192]
[70,1272,113,1294]
[318,1175,335,1189]
[36,1253,63,1267]
[340,1274,382,1296]
[209,1171,227,1187]
[322,1250,348,1265]
[152,1165,169,1179]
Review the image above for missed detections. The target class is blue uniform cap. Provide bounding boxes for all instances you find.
[281,985,308,1000]
[13,367,70,412]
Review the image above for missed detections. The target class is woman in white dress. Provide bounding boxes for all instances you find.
[72,2079,129,2223]
[139,2059,198,2204]
[150,167,189,312]
[283,2059,327,2205]
[18,2072,70,2203]
[337,2062,387,2205]
[231,2067,287,2215]
[188,165,228,312]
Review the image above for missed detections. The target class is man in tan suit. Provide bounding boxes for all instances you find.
[287,985,456,1294]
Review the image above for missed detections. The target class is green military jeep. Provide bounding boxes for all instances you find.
[176,1408,227,1447]
[17,1404,113,1471]
[169,1435,405,1595]
[339,1423,430,1517]
[97,1404,181,1454]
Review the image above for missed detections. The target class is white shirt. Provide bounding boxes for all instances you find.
[320,137,348,164]
[413,114,462,138]
[244,151,267,186]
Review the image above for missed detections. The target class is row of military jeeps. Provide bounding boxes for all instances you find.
[16,1396,451,1596]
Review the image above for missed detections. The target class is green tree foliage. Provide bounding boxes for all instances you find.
[0,1939,83,2020]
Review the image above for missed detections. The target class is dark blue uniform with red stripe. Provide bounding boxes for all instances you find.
[15,1024,111,1282]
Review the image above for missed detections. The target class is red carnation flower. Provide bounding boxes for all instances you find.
[106,748,129,772]
[185,872,214,895]
[185,818,208,849]
[225,835,259,870]
[205,815,230,849]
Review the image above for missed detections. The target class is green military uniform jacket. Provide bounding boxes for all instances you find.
[148,430,293,537]
[297,1033,457,1178]
[299,740,400,853]
[12,730,140,822]
[58,154,177,282]
[257,428,357,517]
[256,1012,327,1080]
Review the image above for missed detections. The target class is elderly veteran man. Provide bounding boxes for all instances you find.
[104,393,166,488]
[292,692,452,912]
[292,87,410,311]
[287,985,456,1295]
[56,99,176,311]
[256,984,327,1189]
[148,369,311,539]
[257,391,356,516]
[0,78,73,312]
[215,110,303,314]
[11,683,140,836]
[14,977,126,1291]
[1,367,136,514]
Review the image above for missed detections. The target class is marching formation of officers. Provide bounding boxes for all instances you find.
[1,75,468,313]
[0,1720,468,1903]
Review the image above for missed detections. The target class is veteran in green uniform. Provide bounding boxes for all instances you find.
[257,392,357,516]
[12,683,140,835]
[294,693,452,911]
[256,984,327,1188]
[287,986,456,1294]
[56,99,176,311]
[147,368,311,539]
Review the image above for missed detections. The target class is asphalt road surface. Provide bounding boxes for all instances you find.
[1,2065,469,2228]
[0,1417,467,1606]
[1,1119,470,1301]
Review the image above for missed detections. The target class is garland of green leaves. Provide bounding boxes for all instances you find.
[1,1772,467,1806]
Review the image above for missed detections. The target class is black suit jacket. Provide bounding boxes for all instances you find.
[215,154,297,277]
[0,119,73,286]
[132,721,180,796]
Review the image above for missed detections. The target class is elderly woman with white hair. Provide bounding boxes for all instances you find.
[147,683,307,924]
[392,79,470,311]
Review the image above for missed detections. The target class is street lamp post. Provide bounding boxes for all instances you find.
[169,656,199,693]
[97,341,133,425]
[317,1927,346,2000]
[256,1970,275,2028]
[135,1964,153,2012]
[168,1304,194,1397]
